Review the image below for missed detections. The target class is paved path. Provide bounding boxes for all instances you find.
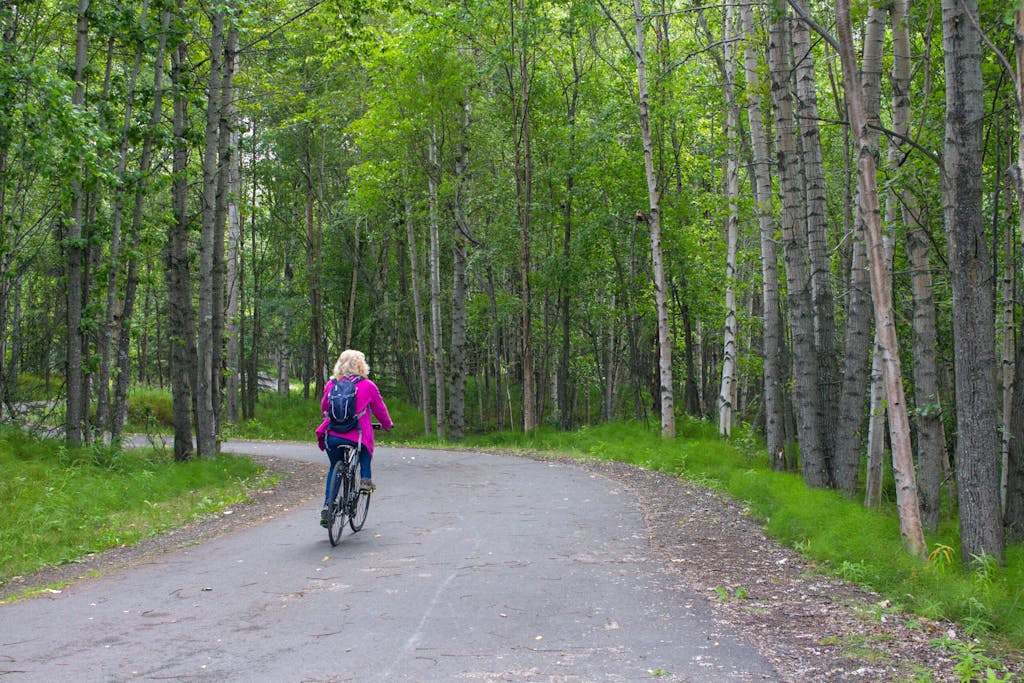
[1,443,779,682]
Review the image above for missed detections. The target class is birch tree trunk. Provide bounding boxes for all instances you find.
[835,0,926,557]
[834,215,873,495]
[167,11,197,461]
[450,235,468,440]
[223,37,243,422]
[890,0,947,529]
[428,132,446,439]
[717,0,739,437]
[606,0,676,437]
[833,5,883,495]
[196,7,225,457]
[210,22,237,435]
[449,97,472,441]
[942,0,1004,564]
[304,126,325,397]
[225,116,241,423]
[113,7,171,440]
[96,0,149,439]
[864,339,886,506]
[404,176,432,435]
[1007,338,1024,539]
[345,216,360,348]
[597,0,674,434]
[65,0,90,448]
[770,2,827,486]
[511,0,537,433]
[558,19,583,432]
[742,4,786,466]
[1005,4,1024,540]
[793,19,839,466]
[1002,195,1014,511]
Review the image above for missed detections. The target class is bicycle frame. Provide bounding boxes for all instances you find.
[326,426,369,545]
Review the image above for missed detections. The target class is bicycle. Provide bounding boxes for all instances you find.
[325,425,377,546]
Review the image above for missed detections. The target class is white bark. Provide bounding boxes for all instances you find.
[428,132,446,439]
[404,173,432,436]
[718,0,739,437]
[742,3,786,464]
[632,0,675,437]
[834,0,926,557]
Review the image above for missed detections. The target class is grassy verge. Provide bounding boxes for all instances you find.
[0,426,273,585]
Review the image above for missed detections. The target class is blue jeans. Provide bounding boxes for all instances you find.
[323,434,372,505]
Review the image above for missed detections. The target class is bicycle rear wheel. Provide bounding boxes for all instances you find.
[327,471,349,546]
[349,489,371,532]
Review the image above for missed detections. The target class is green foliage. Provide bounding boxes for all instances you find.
[0,426,268,583]
[932,636,1019,682]
[124,387,176,433]
[223,392,324,441]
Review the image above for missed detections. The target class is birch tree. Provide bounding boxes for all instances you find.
[889,0,947,529]
[166,0,198,461]
[793,18,839,461]
[1004,0,1024,541]
[404,175,433,435]
[196,3,225,457]
[717,0,739,437]
[597,0,675,437]
[64,0,90,448]
[942,0,1004,564]
[113,7,172,441]
[509,0,537,433]
[832,0,926,557]
[427,131,446,438]
[770,1,828,486]
[742,3,787,466]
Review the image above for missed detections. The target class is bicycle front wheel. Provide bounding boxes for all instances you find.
[349,489,371,532]
[327,473,349,546]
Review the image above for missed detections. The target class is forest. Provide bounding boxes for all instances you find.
[1,0,1023,569]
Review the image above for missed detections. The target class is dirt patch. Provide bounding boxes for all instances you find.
[3,451,1020,680]
[566,458,981,682]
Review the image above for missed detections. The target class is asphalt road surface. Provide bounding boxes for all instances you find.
[1,443,780,682]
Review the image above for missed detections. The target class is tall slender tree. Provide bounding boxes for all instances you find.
[597,0,675,437]
[889,0,947,529]
[770,1,827,486]
[166,0,198,461]
[64,0,91,448]
[833,0,926,557]
[717,0,739,438]
[942,0,1004,564]
[742,3,787,467]
[196,3,226,457]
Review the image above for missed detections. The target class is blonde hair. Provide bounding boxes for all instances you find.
[333,349,369,380]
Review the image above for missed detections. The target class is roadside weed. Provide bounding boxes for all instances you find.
[932,637,1018,682]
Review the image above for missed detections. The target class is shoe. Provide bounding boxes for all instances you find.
[320,506,330,527]
[360,478,376,492]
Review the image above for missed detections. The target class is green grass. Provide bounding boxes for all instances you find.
[0,426,272,585]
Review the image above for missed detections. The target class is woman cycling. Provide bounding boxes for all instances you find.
[316,349,393,527]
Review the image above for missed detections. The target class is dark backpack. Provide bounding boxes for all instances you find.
[326,376,364,432]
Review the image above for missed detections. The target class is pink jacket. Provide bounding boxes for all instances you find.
[315,377,393,455]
